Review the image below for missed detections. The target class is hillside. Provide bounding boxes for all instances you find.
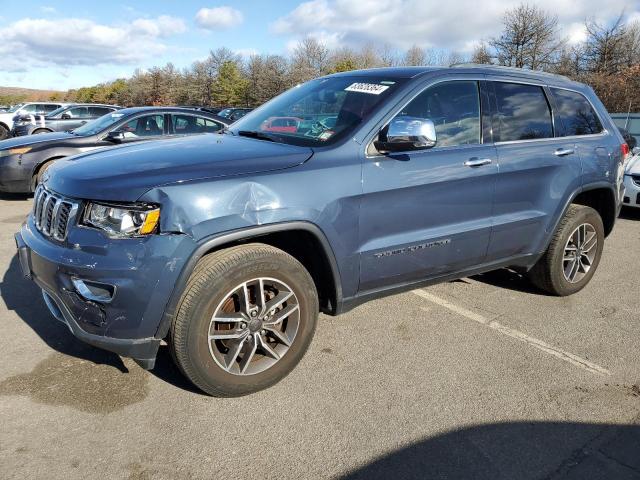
[0,86,65,104]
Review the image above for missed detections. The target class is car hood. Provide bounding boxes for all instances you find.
[0,131,74,150]
[46,134,314,201]
[626,154,640,175]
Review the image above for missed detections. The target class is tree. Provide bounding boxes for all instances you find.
[490,3,561,70]
[213,61,248,106]
[403,45,426,66]
[289,37,330,84]
[583,14,628,74]
[471,42,492,64]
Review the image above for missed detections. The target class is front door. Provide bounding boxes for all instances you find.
[359,79,497,292]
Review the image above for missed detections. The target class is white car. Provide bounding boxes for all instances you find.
[0,102,68,139]
[623,152,640,208]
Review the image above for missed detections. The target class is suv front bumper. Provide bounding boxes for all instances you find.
[15,217,197,368]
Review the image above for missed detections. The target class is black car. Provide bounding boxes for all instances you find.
[217,107,253,121]
[11,104,121,137]
[0,106,230,193]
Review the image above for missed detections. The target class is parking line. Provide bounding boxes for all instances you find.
[412,289,611,376]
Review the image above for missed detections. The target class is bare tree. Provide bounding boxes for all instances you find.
[583,13,628,74]
[491,3,561,70]
[403,45,426,66]
[471,42,492,64]
[290,37,330,84]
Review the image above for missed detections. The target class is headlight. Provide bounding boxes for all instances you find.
[0,147,32,158]
[82,202,160,238]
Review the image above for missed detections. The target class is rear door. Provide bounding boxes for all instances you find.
[486,80,582,261]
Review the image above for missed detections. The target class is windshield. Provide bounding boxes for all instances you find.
[46,106,69,118]
[73,111,127,136]
[6,104,25,113]
[230,75,405,146]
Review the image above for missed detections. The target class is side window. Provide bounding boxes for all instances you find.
[21,104,37,114]
[44,104,60,113]
[116,114,165,138]
[551,88,603,136]
[393,81,481,148]
[493,82,553,141]
[197,117,223,133]
[89,107,113,117]
[67,107,89,118]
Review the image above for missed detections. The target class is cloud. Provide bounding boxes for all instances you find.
[40,6,56,14]
[272,0,637,52]
[195,6,244,30]
[0,16,186,67]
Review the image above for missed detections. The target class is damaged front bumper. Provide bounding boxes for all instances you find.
[15,217,197,369]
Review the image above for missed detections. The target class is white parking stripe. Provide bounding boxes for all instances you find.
[412,289,611,376]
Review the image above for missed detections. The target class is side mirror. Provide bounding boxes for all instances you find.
[61,113,71,120]
[374,117,437,154]
[106,131,125,143]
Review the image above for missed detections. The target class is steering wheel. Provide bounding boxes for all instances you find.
[305,118,331,137]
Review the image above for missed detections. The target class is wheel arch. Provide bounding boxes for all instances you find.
[32,128,54,134]
[571,184,617,237]
[156,221,343,339]
[31,156,67,191]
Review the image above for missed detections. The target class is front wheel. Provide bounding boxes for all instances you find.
[0,125,8,140]
[170,243,319,397]
[528,205,604,296]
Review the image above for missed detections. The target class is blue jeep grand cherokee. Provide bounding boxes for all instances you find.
[15,66,626,396]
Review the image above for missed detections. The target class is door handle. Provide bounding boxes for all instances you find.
[554,148,575,157]
[464,158,492,167]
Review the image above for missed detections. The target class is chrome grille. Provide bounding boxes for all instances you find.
[32,185,78,241]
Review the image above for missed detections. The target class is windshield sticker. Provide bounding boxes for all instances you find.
[345,83,390,95]
[380,81,396,85]
[318,131,334,141]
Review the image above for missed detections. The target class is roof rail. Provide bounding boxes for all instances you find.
[449,63,571,82]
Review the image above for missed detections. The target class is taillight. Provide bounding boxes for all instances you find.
[622,142,630,158]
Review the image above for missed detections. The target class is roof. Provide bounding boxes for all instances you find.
[328,64,580,86]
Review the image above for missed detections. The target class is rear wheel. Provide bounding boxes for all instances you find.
[171,243,318,397]
[528,205,604,296]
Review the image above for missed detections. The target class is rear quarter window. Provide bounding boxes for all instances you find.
[551,88,603,136]
[493,82,553,142]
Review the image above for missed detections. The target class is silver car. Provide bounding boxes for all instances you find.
[623,152,640,208]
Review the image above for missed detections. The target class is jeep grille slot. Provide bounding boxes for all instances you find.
[32,185,78,241]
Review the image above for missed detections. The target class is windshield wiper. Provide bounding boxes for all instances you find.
[237,130,278,142]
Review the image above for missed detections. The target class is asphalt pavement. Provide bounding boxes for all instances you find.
[0,193,638,480]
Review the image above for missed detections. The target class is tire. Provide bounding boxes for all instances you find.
[171,243,319,397]
[32,160,56,191]
[528,205,604,296]
[32,129,51,135]
[0,125,8,140]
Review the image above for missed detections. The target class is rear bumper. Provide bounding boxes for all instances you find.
[623,175,640,208]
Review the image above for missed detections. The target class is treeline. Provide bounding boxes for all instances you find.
[60,5,640,114]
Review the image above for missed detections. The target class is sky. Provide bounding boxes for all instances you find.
[1,0,639,91]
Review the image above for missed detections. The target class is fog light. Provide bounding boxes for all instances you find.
[71,278,116,303]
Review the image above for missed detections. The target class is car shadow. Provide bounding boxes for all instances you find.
[340,421,640,479]
[1,254,201,393]
[619,206,640,221]
[471,268,545,295]
[0,192,32,201]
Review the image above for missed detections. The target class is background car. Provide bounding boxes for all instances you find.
[261,116,302,133]
[217,107,253,121]
[611,113,640,147]
[623,153,640,209]
[0,102,69,140]
[0,106,230,193]
[12,104,121,136]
